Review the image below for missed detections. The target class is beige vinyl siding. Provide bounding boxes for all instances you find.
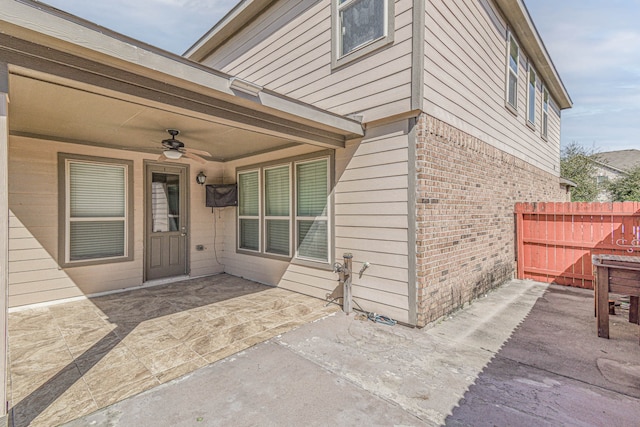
[219,122,411,324]
[200,0,414,123]
[423,0,561,175]
[8,136,224,308]
[333,120,410,323]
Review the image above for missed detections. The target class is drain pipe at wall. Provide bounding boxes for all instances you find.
[333,253,353,314]
[333,253,371,314]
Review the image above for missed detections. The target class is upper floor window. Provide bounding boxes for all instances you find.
[527,65,537,126]
[542,86,549,139]
[237,155,331,264]
[332,0,394,68]
[506,33,519,112]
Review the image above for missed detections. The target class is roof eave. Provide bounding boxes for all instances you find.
[0,0,363,139]
[494,0,572,110]
[184,0,275,62]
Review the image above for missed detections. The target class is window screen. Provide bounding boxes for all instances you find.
[507,34,519,110]
[339,0,385,56]
[296,159,329,261]
[265,166,290,256]
[238,171,260,251]
[67,161,127,261]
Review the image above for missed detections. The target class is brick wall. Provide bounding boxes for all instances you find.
[415,114,567,327]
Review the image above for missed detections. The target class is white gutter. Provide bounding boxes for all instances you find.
[0,0,363,137]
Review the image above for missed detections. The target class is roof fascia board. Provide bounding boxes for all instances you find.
[184,0,275,61]
[592,159,627,175]
[494,0,572,109]
[0,0,362,138]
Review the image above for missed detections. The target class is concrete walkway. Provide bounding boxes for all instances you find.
[64,280,640,426]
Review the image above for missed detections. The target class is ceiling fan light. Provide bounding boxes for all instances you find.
[163,150,182,160]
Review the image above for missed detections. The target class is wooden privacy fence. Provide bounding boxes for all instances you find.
[515,202,640,289]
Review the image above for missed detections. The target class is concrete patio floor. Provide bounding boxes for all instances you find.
[7,274,339,426]
[63,280,640,426]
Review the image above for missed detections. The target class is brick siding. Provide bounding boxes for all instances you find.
[415,114,567,327]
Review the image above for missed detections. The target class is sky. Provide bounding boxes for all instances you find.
[42,0,640,153]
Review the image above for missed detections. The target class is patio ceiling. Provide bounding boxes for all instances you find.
[8,71,300,162]
[1,0,363,163]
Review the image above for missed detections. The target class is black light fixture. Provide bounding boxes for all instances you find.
[196,171,207,186]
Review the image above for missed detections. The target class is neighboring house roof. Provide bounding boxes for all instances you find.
[559,177,577,188]
[184,0,572,111]
[594,149,640,174]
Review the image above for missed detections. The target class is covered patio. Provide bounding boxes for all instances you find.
[8,274,339,426]
[0,3,367,425]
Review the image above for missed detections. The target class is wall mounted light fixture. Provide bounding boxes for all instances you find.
[196,171,207,186]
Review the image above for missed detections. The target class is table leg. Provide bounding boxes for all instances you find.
[630,296,639,325]
[596,266,610,339]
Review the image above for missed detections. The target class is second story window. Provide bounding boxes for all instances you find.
[506,33,519,112]
[542,87,549,139]
[339,0,386,56]
[528,65,537,126]
[333,0,393,67]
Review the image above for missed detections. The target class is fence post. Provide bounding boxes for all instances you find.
[515,204,525,280]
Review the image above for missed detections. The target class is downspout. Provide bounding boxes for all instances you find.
[0,62,10,423]
[407,0,426,326]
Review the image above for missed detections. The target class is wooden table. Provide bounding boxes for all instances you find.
[592,254,640,344]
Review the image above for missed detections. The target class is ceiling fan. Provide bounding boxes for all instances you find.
[159,129,211,164]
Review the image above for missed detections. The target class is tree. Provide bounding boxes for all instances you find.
[607,165,640,201]
[560,142,600,202]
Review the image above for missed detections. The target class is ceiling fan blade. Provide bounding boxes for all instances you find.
[184,148,212,157]
[183,151,207,164]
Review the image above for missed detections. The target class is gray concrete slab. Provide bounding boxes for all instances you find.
[65,340,426,427]
[64,280,640,427]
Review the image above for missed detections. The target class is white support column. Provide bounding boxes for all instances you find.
[0,62,9,424]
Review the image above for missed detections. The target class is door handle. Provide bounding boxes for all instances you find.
[181,227,187,237]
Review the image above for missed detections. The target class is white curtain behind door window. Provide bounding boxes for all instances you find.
[152,181,169,232]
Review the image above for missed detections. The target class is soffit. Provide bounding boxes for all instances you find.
[8,71,299,162]
[0,0,363,150]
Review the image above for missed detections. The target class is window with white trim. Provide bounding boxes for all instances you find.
[264,165,291,256]
[506,33,519,111]
[333,0,393,67]
[237,156,330,263]
[238,170,260,252]
[527,65,537,125]
[59,154,133,266]
[541,86,549,139]
[296,159,329,262]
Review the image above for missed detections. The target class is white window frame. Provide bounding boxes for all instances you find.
[263,164,292,257]
[294,158,331,263]
[236,154,332,265]
[237,169,261,253]
[59,154,133,267]
[541,86,549,140]
[332,0,394,69]
[505,32,519,114]
[527,64,537,128]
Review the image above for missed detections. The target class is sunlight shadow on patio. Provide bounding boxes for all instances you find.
[8,274,338,426]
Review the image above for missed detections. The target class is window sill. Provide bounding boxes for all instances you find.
[60,255,133,269]
[526,120,536,131]
[505,101,518,116]
[291,257,333,271]
[237,249,292,262]
[235,248,333,270]
[332,37,394,70]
